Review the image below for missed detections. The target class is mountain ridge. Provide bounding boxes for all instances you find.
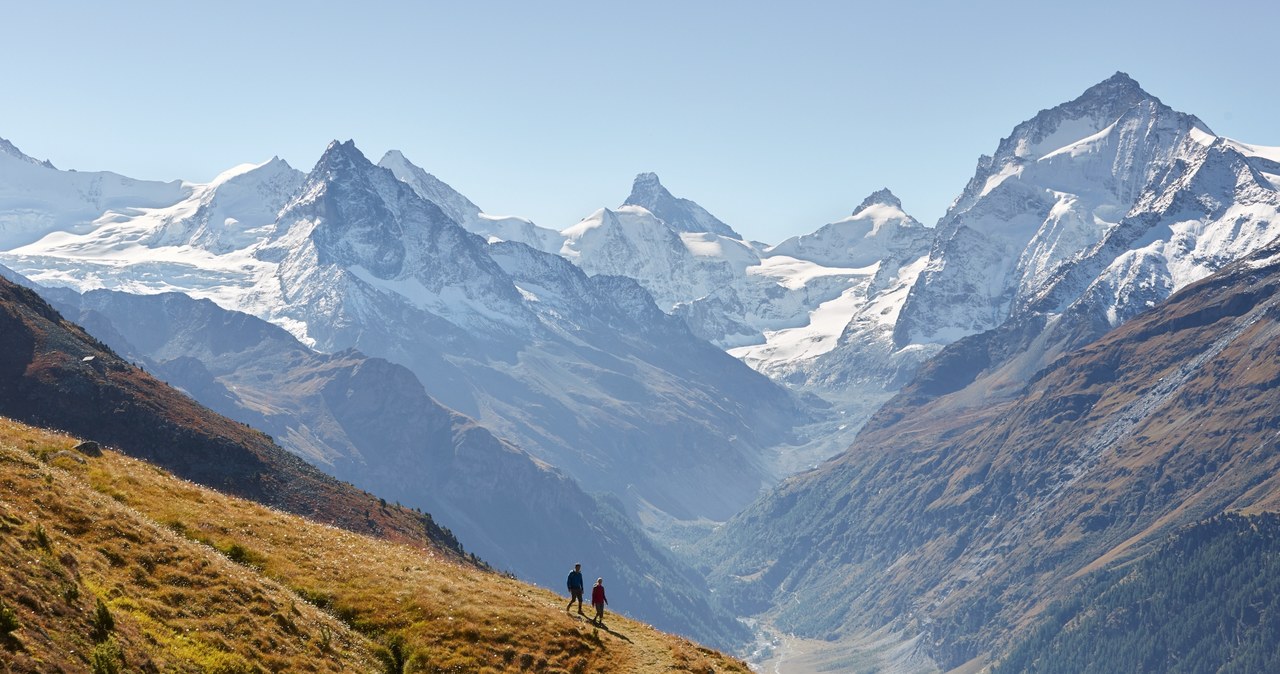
[0,273,467,556]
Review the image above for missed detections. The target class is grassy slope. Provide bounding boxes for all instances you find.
[0,417,749,674]
[0,275,463,555]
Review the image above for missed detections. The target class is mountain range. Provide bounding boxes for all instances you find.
[0,139,803,524]
[4,71,1280,671]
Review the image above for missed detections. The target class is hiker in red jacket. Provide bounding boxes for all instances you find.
[591,577,608,625]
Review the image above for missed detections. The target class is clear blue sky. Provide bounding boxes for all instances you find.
[3,0,1276,243]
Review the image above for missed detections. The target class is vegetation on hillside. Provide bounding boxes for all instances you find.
[993,513,1280,674]
[0,274,466,555]
[0,417,750,673]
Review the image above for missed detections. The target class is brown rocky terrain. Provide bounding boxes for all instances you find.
[704,234,1280,668]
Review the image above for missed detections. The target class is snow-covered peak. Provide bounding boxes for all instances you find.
[766,190,929,268]
[210,155,292,186]
[626,172,665,205]
[0,140,189,250]
[1010,72,1191,159]
[0,137,54,169]
[560,204,758,312]
[896,74,1220,347]
[379,149,563,252]
[143,156,304,253]
[378,149,481,227]
[622,172,741,238]
[854,188,903,213]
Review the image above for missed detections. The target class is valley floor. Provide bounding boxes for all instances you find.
[746,622,941,674]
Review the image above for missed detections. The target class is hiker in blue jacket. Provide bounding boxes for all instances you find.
[566,563,585,614]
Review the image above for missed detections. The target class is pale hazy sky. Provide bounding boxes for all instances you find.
[3,0,1277,243]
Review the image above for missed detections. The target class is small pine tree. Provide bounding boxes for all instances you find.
[91,598,115,642]
[90,638,124,674]
[34,524,51,552]
[0,599,19,636]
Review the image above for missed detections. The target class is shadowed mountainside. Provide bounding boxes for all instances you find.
[0,274,464,555]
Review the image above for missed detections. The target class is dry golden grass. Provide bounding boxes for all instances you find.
[0,417,749,673]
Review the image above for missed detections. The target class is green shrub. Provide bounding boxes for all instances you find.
[375,633,410,674]
[34,524,51,552]
[91,598,114,642]
[0,599,19,636]
[89,638,123,674]
[219,541,264,568]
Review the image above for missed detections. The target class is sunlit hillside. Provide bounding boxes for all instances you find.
[0,417,750,673]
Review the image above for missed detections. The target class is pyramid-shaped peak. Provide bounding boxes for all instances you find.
[323,138,363,157]
[1101,71,1141,89]
[313,139,374,174]
[855,188,902,213]
[1078,71,1154,103]
[378,149,423,175]
[380,149,415,168]
[622,172,740,238]
[627,172,668,203]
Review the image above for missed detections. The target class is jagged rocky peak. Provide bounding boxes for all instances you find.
[993,71,1209,166]
[315,138,370,173]
[627,171,666,204]
[298,139,406,209]
[854,187,903,213]
[1080,71,1147,103]
[622,171,741,239]
[304,139,397,193]
[0,136,55,168]
[1052,71,1158,124]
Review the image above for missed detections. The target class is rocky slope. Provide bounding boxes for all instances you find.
[701,231,1280,668]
